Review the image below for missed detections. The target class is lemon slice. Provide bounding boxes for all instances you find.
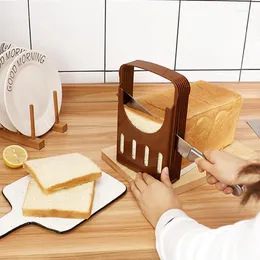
[3,145,28,168]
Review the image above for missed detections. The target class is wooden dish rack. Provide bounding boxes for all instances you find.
[0,91,67,150]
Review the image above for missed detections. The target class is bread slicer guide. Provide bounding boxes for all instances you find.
[116,60,190,183]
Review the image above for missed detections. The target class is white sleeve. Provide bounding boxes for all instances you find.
[155,209,260,260]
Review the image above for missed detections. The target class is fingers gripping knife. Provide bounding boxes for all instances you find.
[116,60,190,184]
[176,136,244,197]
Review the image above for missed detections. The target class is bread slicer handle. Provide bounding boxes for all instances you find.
[188,147,244,197]
[0,210,25,238]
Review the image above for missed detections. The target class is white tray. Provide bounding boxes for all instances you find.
[0,172,126,238]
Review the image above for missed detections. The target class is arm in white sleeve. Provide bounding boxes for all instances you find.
[155,209,260,260]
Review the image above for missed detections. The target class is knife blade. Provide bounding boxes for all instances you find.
[123,90,153,116]
[176,135,244,197]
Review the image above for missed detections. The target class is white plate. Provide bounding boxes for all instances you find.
[0,47,27,132]
[0,42,15,55]
[0,172,126,238]
[4,50,62,137]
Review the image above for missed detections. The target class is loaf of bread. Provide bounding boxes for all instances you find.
[22,178,95,219]
[23,153,102,194]
[124,81,243,156]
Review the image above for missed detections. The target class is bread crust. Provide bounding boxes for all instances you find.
[22,209,91,219]
[136,81,243,120]
[23,162,101,194]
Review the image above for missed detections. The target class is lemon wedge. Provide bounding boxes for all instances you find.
[3,145,28,168]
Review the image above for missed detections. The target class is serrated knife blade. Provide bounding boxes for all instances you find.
[123,90,153,116]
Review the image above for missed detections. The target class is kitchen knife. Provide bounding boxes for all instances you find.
[176,135,244,197]
[123,90,153,116]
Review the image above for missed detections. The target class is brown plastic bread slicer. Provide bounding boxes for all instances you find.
[116,60,190,183]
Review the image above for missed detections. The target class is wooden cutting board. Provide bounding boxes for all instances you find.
[102,140,259,194]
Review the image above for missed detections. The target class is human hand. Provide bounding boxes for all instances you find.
[195,151,249,194]
[130,167,181,228]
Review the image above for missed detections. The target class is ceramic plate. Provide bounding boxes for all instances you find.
[1,172,126,238]
[4,50,62,137]
[0,42,15,55]
[0,47,27,131]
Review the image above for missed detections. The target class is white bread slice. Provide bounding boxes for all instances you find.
[22,178,95,219]
[124,105,162,133]
[23,153,102,194]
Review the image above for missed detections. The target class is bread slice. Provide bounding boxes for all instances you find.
[124,105,162,133]
[23,153,102,194]
[22,178,95,219]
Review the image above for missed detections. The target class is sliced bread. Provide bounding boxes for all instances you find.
[23,153,102,194]
[22,178,95,219]
[124,105,162,133]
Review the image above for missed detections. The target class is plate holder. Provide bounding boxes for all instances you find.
[0,91,67,150]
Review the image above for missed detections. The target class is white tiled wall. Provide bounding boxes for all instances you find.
[0,0,30,49]
[176,1,248,70]
[30,0,104,72]
[241,2,260,81]
[106,1,179,70]
[1,0,259,83]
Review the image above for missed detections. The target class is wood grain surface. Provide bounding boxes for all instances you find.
[0,82,260,259]
[101,140,258,195]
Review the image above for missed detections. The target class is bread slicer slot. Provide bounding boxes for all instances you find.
[157,153,163,173]
[132,140,136,159]
[144,146,149,166]
[120,133,124,153]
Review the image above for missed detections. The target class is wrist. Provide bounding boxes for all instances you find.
[155,208,187,237]
[153,205,182,228]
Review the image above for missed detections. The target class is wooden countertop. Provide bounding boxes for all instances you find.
[1,82,260,259]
